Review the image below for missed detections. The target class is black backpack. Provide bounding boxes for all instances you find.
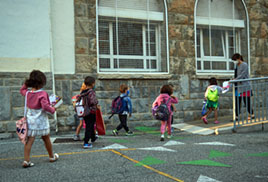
[152,98,171,121]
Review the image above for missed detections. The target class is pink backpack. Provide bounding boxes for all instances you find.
[16,91,29,144]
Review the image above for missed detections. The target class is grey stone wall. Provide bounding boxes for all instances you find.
[0,0,267,134]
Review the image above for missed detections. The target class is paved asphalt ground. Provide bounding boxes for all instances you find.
[1,128,268,182]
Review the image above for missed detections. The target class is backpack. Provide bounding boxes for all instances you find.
[152,98,171,121]
[109,95,127,119]
[75,90,93,117]
[207,88,219,102]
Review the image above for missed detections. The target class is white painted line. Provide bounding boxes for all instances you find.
[163,140,185,146]
[50,137,56,143]
[102,143,128,149]
[137,146,176,152]
[195,142,235,146]
[197,175,222,182]
[172,123,215,135]
[255,175,268,179]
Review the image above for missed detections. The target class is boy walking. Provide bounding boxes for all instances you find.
[112,84,133,136]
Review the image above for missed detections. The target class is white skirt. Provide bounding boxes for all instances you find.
[26,108,50,137]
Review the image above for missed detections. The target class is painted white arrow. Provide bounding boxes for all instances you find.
[197,175,222,182]
[195,142,235,146]
[102,143,127,149]
[137,146,176,152]
[163,140,185,146]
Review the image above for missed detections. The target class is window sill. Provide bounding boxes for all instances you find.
[97,73,172,80]
[195,73,234,80]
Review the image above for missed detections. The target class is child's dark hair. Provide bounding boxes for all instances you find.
[160,85,173,96]
[119,84,128,93]
[209,77,217,85]
[84,76,95,86]
[25,70,46,89]
[232,53,244,61]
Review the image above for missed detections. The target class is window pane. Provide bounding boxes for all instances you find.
[99,58,110,68]
[197,45,200,58]
[114,59,143,69]
[229,48,234,59]
[211,30,224,56]
[197,61,201,70]
[146,25,156,56]
[204,61,211,70]
[229,62,234,70]
[147,59,157,69]
[99,21,110,55]
[212,62,226,70]
[146,43,156,56]
[203,29,210,56]
[113,22,143,55]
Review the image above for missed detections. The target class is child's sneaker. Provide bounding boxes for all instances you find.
[202,116,208,124]
[112,130,118,136]
[83,143,92,149]
[160,134,165,141]
[91,135,98,143]
[126,131,134,136]
[167,135,172,139]
[214,120,220,124]
[73,135,80,141]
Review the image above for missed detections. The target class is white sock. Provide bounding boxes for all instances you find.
[161,134,164,138]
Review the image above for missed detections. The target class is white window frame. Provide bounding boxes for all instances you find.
[96,0,169,74]
[196,28,241,73]
[194,0,250,75]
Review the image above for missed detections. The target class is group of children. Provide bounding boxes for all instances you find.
[20,69,226,168]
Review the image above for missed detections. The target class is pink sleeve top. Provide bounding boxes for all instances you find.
[152,93,178,114]
[20,84,55,114]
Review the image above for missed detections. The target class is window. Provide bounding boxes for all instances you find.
[97,0,168,73]
[195,0,249,74]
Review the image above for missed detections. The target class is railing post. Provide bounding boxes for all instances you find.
[232,83,236,131]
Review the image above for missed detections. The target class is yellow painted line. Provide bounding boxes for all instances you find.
[119,148,136,151]
[111,149,184,182]
[0,149,112,161]
[208,120,268,130]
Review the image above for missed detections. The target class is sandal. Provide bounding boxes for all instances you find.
[49,153,59,162]
[22,161,34,168]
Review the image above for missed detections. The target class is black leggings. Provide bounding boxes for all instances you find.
[116,114,129,132]
[84,114,96,144]
[235,96,254,117]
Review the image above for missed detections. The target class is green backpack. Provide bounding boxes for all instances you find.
[207,88,219,102]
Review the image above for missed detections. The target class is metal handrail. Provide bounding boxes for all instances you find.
[229,77,268,83]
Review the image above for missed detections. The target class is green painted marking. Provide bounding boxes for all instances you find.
[178,159,231,167]
[248,152,268,157]
[135,126,158,132]
[172,136,185,140]
[209,150,232,159]
[135,156,166,166]
[109,139,133,143]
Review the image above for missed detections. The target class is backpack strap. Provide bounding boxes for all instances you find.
[24,91,29,117]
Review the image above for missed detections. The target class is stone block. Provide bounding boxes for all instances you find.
[183,111,195,122]
[256,39,266,57]
[190,79,201,92]
[62,80,72,105]
[132,99,149,113]
[66,115,76,126]
[0,87,11,121]
[179,75,189,97]
[0,80,3,86]
[72,80,84,91]
[129,87,140,98]
[98,99,110,114]
[76,37,88,54]
[4,79,21,86]
[0,122,6,132]
[57,118,66,127]
[129,114,140,121]
[7,121,16,132]
[0,133,13,139]
[76,55,97,73]
[88,3,96,18]
[11,91,24,107]
[190,93,204,99]
[12,108,24,120]
[141,87,149,98]
[75,3,87,17]
[75,19,95,37]
[96,91,118,99]
[55,80,62,91]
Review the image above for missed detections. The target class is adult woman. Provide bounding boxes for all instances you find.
[232,53,254,120]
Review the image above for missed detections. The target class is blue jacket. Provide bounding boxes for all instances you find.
[120,93,132,114]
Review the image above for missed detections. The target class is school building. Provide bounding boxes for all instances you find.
[0,0,267,133]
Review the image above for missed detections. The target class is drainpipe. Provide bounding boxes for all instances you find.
[48,0,58,133]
